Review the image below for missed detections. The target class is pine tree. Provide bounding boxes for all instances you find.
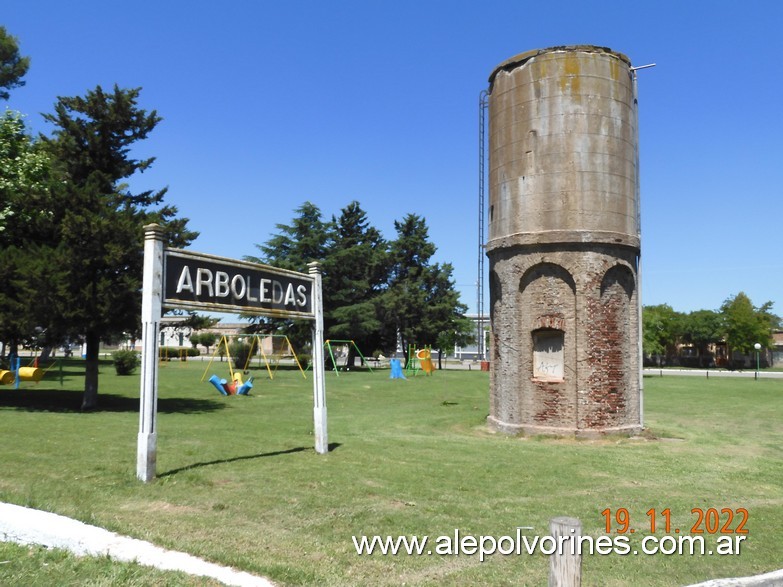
[41,85,196,409]
[245,202,331,351]
[381,214,466,364]
[323,201,387,364]
[247,204,468,367]
[0,26,29,101]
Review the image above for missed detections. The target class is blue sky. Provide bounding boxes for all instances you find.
[4,1,782,317]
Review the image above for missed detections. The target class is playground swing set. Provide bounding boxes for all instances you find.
[323,339,373,376]
[0,341,435,391]
[200,334,306,395]
[0,353,62,389]
[312,340,437,378]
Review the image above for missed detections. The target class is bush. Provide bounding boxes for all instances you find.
[113,349,140,375]
[229,341,253,371]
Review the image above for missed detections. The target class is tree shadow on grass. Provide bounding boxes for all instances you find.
[158,442,343,478]
[0,388,225,414]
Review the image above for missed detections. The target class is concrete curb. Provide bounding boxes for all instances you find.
[0,503,274,587]
[685,569,783,587]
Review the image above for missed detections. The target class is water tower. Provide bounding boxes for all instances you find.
[486,45,643,436]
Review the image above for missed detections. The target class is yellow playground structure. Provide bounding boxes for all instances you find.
[408,346,435,376]
[200,334,306,386]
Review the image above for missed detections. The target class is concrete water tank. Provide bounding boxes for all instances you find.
[486,46,642,437]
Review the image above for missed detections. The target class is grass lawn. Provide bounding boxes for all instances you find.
[1,358,781,586]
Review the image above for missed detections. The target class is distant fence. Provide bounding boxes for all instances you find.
[643,369,783,380]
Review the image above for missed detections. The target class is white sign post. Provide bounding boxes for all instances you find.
[308,262,328,454]
[137,225,164,482]
[137,224,327,482]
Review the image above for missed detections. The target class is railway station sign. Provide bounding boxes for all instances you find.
[137,225,327,484]
[163,249,314,319]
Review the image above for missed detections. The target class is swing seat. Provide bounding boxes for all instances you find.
[237,378,253,395]
[18,367,42,382]
[208,374,229,395]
